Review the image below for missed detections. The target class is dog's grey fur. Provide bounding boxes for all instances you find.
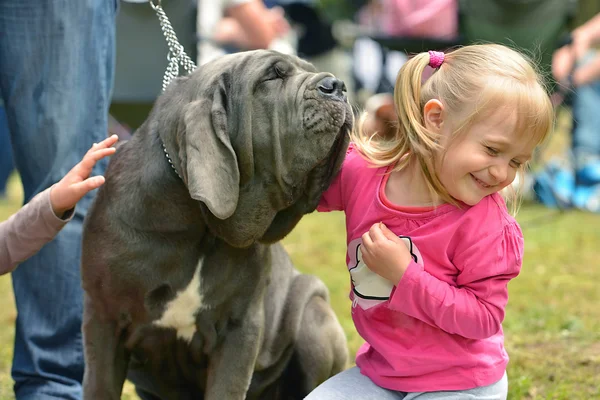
[81,50,351,400]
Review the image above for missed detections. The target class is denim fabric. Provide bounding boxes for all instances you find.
[305,367,508,400]
[0,0,118,398]
[572,81,600,167]
[572,53,600,170]
[0,105,14,195]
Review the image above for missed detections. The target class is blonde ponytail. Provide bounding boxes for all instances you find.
[351,51,456,205]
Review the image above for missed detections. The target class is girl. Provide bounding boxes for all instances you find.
[308,44,554,399]
[0,135,118,274]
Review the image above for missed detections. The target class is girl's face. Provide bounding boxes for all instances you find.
[434,106,537,206]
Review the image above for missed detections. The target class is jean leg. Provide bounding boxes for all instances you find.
[571,81,600,169]
[0,0,117,398]
[0,104,14,195]
[304,366,405,400]
[404,372,508,400]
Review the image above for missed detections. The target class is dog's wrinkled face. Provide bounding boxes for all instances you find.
[158,50,351,247]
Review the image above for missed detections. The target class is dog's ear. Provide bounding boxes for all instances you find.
[182,88,239,220]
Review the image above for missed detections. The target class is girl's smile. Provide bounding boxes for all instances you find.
[470,174,494,190]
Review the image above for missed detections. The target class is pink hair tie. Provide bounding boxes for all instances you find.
[428,50,445,69]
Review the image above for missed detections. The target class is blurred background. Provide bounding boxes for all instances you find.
[1,0,600,398]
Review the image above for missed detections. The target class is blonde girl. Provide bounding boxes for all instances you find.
[307,44,553,400]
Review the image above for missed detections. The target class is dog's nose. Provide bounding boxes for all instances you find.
[318,77,347,101]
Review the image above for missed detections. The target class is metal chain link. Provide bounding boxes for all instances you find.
[150,0,194,181]
[150,0,197,92]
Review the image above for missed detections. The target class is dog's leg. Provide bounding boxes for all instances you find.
[82,294,131,400]
[292,294,349,394]
[205,298,264,400]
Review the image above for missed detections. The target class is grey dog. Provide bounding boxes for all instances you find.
[81,50,352,400]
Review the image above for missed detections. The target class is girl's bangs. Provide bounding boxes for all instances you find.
[475,78,554,146]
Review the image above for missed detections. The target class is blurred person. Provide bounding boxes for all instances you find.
[197,0,294,66]
[308,44,553,399]
[353,0,408,101]
[0,1,117,398]
[1,136,117,274]
[382,0,458,41]
[353,0,458,139]
[352,0,458,101]
[267,0,355,100]
[552,12,600,212]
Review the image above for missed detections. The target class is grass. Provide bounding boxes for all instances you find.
[0,111,598,399]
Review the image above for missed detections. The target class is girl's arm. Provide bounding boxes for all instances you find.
[0,135,118,274]
[0,187,72,274]
[388,225,523,340]
[316,171,344,212]
[317,144,357,213]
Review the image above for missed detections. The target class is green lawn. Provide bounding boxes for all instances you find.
[0,124,599,399]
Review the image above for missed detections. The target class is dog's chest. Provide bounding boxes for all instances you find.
[153,257,205,342]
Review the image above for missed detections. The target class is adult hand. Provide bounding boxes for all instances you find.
[361,223,413,285]
[552,45,575,85]
[50,135,118,217]
[571,28,594,62]
[266,6,290,38]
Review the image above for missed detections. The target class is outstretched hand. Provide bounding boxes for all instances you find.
[50,135,118,217]
[361,223,413,285]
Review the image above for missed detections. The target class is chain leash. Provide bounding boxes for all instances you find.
[149,0,197,91]
[149,0,196,181]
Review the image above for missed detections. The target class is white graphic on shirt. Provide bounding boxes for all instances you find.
[348,235,423,310]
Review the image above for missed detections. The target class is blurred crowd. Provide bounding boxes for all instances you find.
[4,0,600,213]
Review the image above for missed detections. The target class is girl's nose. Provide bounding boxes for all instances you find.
[489,162,509,183]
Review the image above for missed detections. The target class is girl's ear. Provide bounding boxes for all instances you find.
[423,99,444,133]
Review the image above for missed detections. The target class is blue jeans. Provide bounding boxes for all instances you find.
[572,54,600,170]
[305,367,508,400]
[0,1,117,398]
[0,105,13,195]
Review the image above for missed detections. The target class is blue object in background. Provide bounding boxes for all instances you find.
[533,161,575,209]
[572,183,600,213]
[576,160,600,186]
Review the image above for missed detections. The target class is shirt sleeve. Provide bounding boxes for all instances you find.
[317,143,356,212]
[388,222,524,340]
[0,186,73,274]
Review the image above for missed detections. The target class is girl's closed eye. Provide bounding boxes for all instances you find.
[510,159,523,168]
[484,146,499,156]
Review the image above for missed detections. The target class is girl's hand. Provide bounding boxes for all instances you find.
[50,135,118,217]
[361,223,413,284]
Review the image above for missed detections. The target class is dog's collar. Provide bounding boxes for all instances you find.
[160,139,184,181]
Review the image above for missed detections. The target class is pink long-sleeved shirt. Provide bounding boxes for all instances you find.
[0,187,72,274]
[318,145,523,392]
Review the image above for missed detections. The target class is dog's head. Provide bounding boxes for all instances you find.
[153,50,352,248]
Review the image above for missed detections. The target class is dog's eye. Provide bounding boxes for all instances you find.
[260,63,287,84]
[274,64,286,79]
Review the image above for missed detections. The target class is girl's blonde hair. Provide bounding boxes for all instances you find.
[350,44,554,210]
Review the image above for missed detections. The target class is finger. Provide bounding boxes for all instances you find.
[74,147,116,177]
[379,223,401,242]
[369,223,387,242]
[70,176,106,199]
[359,242,372,263]
[87,146,117,161]
[85,135,118,156]
[361,231,373,249]
[93,134,119,150]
